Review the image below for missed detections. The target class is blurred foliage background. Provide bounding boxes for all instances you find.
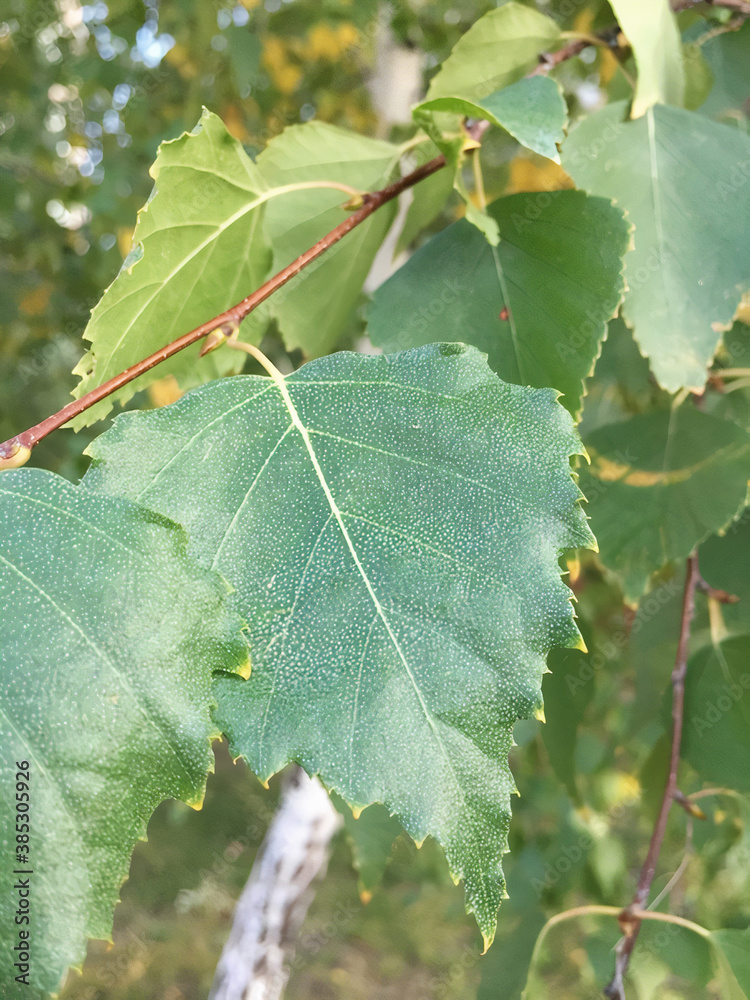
[1,0,749,997]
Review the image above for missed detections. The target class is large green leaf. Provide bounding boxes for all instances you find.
[580,406,750,599]
[562,102,750,393]
[608,0,684,116]
[368,191,630,417]
[0,468,249,995]
[424,2,560,105]
[82,344,593,945]
[71,109,273,428]
[417,76,568,163]
[254,122,402,356]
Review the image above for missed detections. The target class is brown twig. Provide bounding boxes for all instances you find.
[604,553,701,999]
[530,26,624,76]
[671,0,750,13]
[0,153,447,469]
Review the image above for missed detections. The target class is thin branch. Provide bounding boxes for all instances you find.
[604,552,701,1000]
[524,904,714,998]
[530,25,624,76]
[0,153,447,470]
[671,0,750,14]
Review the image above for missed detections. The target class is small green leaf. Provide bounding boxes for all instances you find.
[82,344,593,946]
[562,101,750,393]
[580,406,750,599]
[368,190,630,418]
[417,76,568,163]
[336,799,403,897]
[608,0,685,116]
[424,2,561,105]
[71,109,273,427]
[0,468,249,994]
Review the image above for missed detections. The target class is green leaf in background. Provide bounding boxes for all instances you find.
[562,101,750,393]
[695,18,750,122]
[336,799,403,899]
[608,0,685,116]
[580,406,750,600]
[712,928,750,996]
[81,344,593,946]
[417,76,568,163]
[0,468,249,995]
[699,510,750,637]
[424,2,560,105]
[682,638,750,793]
[368,191,630,418]
[395,141,456,255]
[71,109,273,428]
[682,41,715,112]
[254,122,401,356]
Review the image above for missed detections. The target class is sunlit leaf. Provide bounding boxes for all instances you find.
[71,109,273,428]
[562,102,750,393]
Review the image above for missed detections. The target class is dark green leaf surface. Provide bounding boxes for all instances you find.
[82,344,593,945]
[0,468,249,995]
[368,191,630,417]
[682,638,750,793]
[71,109,273,427]
[562,102,750,393]
[417,76,568,163]
[580,407,750,599]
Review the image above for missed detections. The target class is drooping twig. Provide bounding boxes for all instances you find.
[0,153,446,470]
[604,552,701,999]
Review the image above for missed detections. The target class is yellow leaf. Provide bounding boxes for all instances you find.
[148,375,183,408]
[117,226,134,259]
[507,156,574,194]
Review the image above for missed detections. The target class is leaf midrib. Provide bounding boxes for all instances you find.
[265,373,467,801]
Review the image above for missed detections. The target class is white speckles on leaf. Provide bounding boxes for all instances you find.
[82,344,594,945]
[0,468,249,993]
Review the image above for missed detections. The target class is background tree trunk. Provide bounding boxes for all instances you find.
[208,767,342,1000]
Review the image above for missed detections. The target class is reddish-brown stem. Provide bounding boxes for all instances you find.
[604,552,701,1000]
[0,153,446,466]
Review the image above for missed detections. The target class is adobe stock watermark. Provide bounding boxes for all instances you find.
[531,786,640,898]
[691,674,750,737]
[398,276,469,342]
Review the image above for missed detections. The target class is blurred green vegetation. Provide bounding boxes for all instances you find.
[3,0,750,996]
